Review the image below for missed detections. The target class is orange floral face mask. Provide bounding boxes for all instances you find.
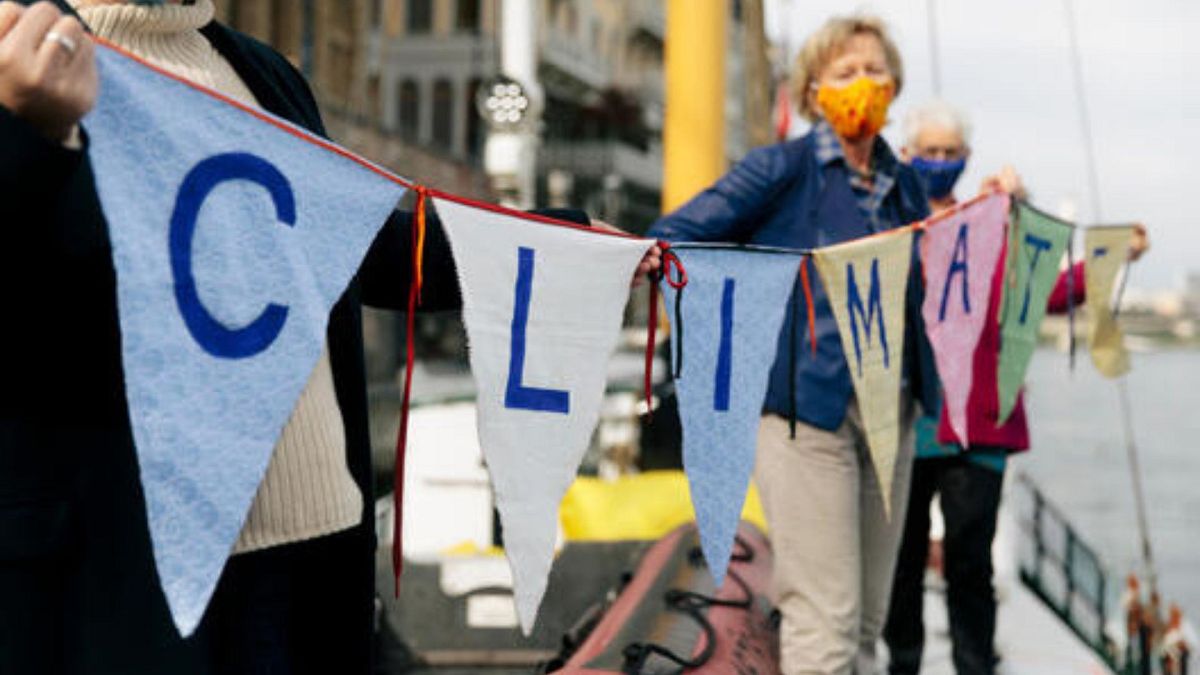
[816,77,894,141]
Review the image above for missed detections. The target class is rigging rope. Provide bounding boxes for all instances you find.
[1063,0,1158,595]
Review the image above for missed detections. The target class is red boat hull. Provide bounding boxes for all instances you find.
[556,521,780,674]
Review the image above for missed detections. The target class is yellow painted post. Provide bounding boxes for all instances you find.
[662,0,727,213]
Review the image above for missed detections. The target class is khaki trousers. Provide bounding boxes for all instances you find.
[754,399,914,675]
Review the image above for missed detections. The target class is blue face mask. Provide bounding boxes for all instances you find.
[910,156,966,200]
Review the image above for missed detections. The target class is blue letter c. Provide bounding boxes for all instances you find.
[169,152,295,359]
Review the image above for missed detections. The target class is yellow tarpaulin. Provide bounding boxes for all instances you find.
[560,470,767,541]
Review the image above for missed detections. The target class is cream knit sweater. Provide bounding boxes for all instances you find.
[74,0,364,554]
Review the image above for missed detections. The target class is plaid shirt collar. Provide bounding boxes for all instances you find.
[812,121,900,230]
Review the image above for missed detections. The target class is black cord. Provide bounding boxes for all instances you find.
[620,538,758,674]
[672,285,684,379]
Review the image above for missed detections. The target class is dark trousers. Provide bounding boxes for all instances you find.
[0,517,373,675]
[884,456,1004,675]
[200,524,376,675]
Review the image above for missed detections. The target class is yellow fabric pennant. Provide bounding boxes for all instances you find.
[813,228,914,517]
[1084,226,1136,378]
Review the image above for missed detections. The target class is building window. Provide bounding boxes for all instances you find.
[456,0,481,32]
[465,77,483,159]
[565,4,577,36]
[432,79,454,149]
[408,0,432,33]
[398,79,419,140]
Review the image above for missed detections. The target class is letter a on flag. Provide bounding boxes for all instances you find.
[920,193,1009,443]
[662,245,802,586]
[814,229,913,516]
[1085,226,1136,378]
[84,44,408,635]
[434,197,652,634]
[996,203,1071,423]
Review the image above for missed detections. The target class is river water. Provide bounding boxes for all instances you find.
[1019,347,1200,619]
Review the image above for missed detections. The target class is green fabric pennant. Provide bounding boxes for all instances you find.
[996,203,1072,424]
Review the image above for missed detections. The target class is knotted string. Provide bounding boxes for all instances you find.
[659,247,688,382]
[393,186,428,596]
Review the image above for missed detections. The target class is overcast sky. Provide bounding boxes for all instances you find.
[764,0,1197,291]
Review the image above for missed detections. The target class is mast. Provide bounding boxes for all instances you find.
[662,0,727,211]
[743,0,773,149]
[926,0,942,96]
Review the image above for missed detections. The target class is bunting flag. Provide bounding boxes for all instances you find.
[83,43,407,635]
[996,202,1072,424]
[1084,226,1136,378]
[662,245,802,586]
[813,228,913,515]
[433,197,652,634]
[919,193,1009,443]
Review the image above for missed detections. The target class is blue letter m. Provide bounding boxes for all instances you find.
[504,247,570,414]
[845,258,889,377]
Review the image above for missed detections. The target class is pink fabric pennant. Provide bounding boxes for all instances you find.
[920,193,1010,444]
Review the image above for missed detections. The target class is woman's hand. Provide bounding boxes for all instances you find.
[0,1,96,143]
[591,219,663,287]
[1128,223,1149,262]
[979,165,1028,200]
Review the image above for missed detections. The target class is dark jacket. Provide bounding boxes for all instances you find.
[648,131,937,430]
[0,8,460,674]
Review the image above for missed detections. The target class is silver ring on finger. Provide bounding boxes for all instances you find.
[43,30,79,56]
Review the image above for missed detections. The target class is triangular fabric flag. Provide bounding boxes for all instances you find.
[433,197,652,634]
[1084,226,1136,378]
[919,193,1009,444]
[996,202,1072,424]
[813,228,913,516]
[662,245,802,586]
[83,43,408,636]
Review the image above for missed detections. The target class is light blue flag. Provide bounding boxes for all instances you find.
[661,245,803,586]
[84,44,408,635]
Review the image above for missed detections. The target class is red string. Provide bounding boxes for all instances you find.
[662,249,688,290]
[643,245,688,417]
[799,257,817,357]
[644,278,659,421]
[393,186,428,596]
[642,241,673,419]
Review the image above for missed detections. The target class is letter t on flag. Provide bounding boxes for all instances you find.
[433,197,653,635]
[814,229,913,516]
[995,203,1072,423]
[83,43,408,636]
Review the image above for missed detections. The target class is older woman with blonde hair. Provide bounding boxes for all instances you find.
[649,14,936,674]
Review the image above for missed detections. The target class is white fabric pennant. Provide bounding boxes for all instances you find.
[433,197,652,634]
[85,44,407,635]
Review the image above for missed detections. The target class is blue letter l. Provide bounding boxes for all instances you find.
[504,247,570,414]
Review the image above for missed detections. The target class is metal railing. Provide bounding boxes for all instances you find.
[1014,473,1196,674]
[1015,472,1121,672]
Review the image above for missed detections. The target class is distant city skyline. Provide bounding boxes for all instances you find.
[765,0,1196,291]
